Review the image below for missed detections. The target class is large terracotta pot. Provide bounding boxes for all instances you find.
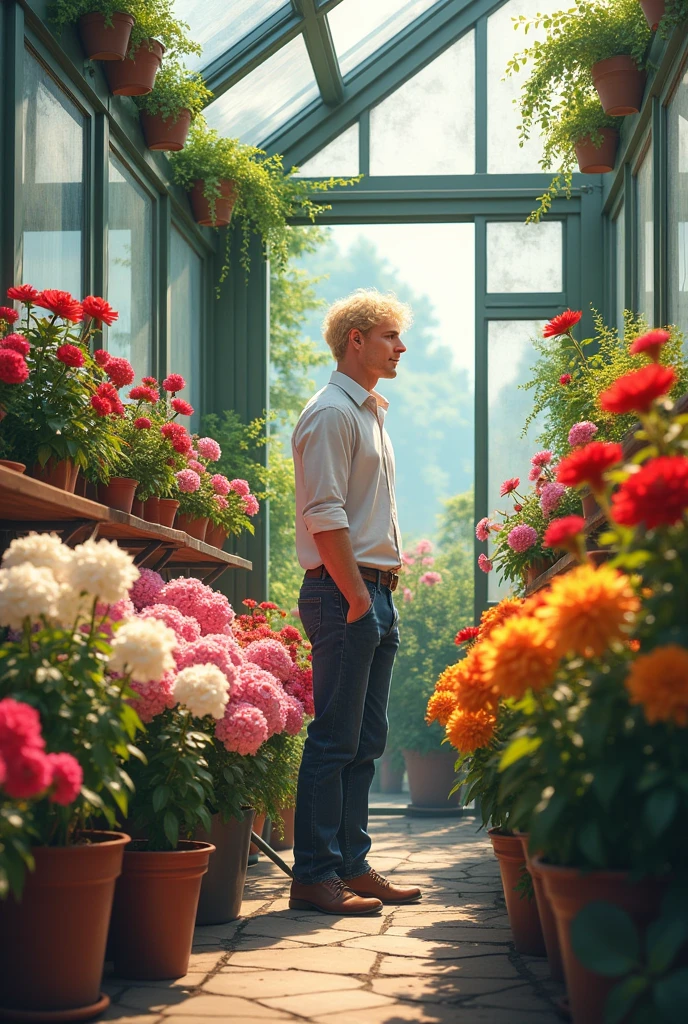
[270,806,295,851]
[0,831,129,1019]
[205,522,229,549]
[78,11,134,60]
[31,457,78,492]
[110,840,215,980]
[158,498,180,528]
[402,748,461,808]
[535,858,668,1024]
[640,0,665,29]
[105,39,164,97]
[189,179,237,228]
[518,835,564,982]
[0,459,26,473]
[97,476,139,514]
[176,513,209,542]
[575,128,619,173]
[142,495,161,524]
[195,811,254,924]
[488,829,546,956]
[378,754,405,794]
[140,108,191,152]
[592,55,645,116]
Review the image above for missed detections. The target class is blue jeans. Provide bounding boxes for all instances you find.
[293,573,400,885]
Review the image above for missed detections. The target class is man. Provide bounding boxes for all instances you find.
[289,288,422,915]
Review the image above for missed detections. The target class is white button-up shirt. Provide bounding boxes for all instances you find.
[292,370,402,571]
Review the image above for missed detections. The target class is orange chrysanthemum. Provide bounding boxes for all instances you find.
[435,663,462,694]
[480,617,559,700]
[536,564,639,658]
[426,689,459,726]
[625,645,688,726]
[454,645,499,712]
[479,598,523,642]
[445,707,497,753]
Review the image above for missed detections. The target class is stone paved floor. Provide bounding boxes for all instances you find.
[103,815,565,1024]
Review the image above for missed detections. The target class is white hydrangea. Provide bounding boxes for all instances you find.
[68,539,139,606]
[2,532,73,582]
[172,664,230,720]
[0,564,62,627]
[108,618,176,683]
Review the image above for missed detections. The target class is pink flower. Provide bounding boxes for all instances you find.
[211,474,231,495]
[239,667,287,736]
[4,747,52,799]
[128,673,176,723]
[422,556,435,566]
[134,416,152,429]
[283,694,305,735]
[478,553,493,573]
[500,477,520,497]
[106,357,135,389]
[156,577,235,636]
[507,524,538,552]
[0,306,18,324]
[242,494,260,516]
[1,334,30,356]
[175,468,201,493]
[531,450,553,467]
[229,478,250,496]
[529,465,542,482]
[0,698,44,757]
[540,482,566,516]
[568,421,599,448]
[129,568,165,611]
[47,752,83,805]
[162,373,186,393]
[401,552,415,566]
[419,571,442,586]
[197,437,221,461]
[415,539,433,555]
[245,638,293,682]
[214,494,229,510]
[172,398,194,417]
[475,517,493,542]
[187,459,206,475]
[403,587,413,602]
[215,701,268,756]
[139,603,201,643]
[176,637,239,695]
[0,753,5,785]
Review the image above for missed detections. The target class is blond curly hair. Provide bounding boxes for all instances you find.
[322,289,413,361]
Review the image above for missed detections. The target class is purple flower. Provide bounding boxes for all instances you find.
[540,482,566,516]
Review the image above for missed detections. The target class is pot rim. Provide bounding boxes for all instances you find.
[124,840,216,856]
[591,54,642,73]
[33,829,131,854]
[80,10,136,25]
[101,476,139,485]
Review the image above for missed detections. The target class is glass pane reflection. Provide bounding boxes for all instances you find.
[172,0,290,70]
[329,0,440,77]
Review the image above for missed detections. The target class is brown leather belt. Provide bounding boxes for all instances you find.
[305,564,400,592]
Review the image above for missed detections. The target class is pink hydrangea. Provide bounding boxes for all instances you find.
[156,577,235,636]
[415,539,433,554]
[128,672,176,723]
[204,633,244,667]
[47,752,83,805]
[568,421,599,448]
[186,460,206,475]
[478,553,493,573]
[422,557,435,566]
[507,524,538,552]
[214,494,229,510]
[283,694,305,735]
[403,587,413,602]
[540,482,566,516]
[215,701,268,755]
[139,603,201,643]
[401,552,415,566]
[211,474,230,495]
[242,494,260,516]
[130,569,165,611]
[88,596,135,638]
[229,478,250,497]
[197,437,221,461]
[475,517,492,542]
[244,638,293,682]
[285,665,314,717]
[238,664,287,735]
[419,571,442,586]
[175,637,239,696]
[175,468,201,493]
[531,450,553,467]
[528,465,542,482]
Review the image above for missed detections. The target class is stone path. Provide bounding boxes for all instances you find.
[103,815,565,1023]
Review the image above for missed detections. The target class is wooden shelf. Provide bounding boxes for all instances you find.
[525,509,610,596]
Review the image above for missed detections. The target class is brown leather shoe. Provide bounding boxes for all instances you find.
[344,868,422,904]
[289,877,383,915]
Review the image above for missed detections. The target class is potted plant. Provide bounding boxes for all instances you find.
[641,0,688,33]
[49,0,138,61]
[103,0,201,97]
[0,532,159,1019]
[134,58,212,152]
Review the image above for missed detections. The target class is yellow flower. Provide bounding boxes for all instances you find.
[625,644,688,727]
[446,707,496,753]
[455,645,498,713]
[426,689,458,726]
[479,597,523,642]
[481,616,558,700]
[536,564,639,658]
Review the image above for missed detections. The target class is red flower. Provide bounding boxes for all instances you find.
[171,398,194,417]
[163,373,185,393]
[1,334,30,356]
[0,306,19,324]
[513,504,523,513]
[82,295,118,326]
[3,747,52,799]
[35,289,83,322]
[134,416,152,429]
[500,477,520,497]
[47,752,83,805]
[611,456,688,529]
[106,356,135,388]
[7,284,39,303]
[96,381,124,416]
[160,421,192,454]
[56,343,85,368]
[129,385,159,404]
[544,309,582,338]
[93,348,110,367]
[629,329,671,363]
[142,376,157,386]
[0,349,29,384]
[91,394,111,416]
[543,515,586,550]
[560,373,572,385]
[455,626,480,645]
[599,363,677,415]
[556,441,623,493]
[243,599,257,609]
[280,625,302,644]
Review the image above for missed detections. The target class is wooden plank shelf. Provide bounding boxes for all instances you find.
[525,509,609,596]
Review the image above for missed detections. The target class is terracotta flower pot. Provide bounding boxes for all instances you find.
[518,836,564,982]
[402,748,461,808]
[378,755,405,794]
[158,498,180,528]
[535,858,668,1024]
[249,813,267,856]
[525,558,554,587]
[131,497,144,518]
[581,489,600,519]
[142,495,160,524]
[105,39,164,97]
[270,806,296,852]
[588,550,612,567]
[0,830,129,1019]
[640,0,665,30]
[0,459,26,473]
[195,812,254,924]
[206,522,229,549]
[488,829,546,956]
[575,128,619,173]
[31,457,78,492]
[110,840,215,980]
[592,55,645,116]
[97,476,139,514]
[78,11,135,61]
[189,179,237,228]
[140,108,192,152]
[176,512,209,542]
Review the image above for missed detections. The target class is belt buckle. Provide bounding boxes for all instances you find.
[389,572,399,592]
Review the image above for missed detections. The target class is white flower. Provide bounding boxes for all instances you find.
[172,664,230,720]
[68,539,139,606]
[2,532,73,582]
[108,618,176,683]
[0,564,62,627]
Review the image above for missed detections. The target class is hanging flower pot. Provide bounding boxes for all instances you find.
[158,498,180,528]
[140,108,192,152]
[78,11,135,61]
[109,840,214,980]
[142,495,161,524]
[195,812,254,925]
[206,522,228,549]
[575,128,619,173]
[518,836,564,983]
[189,179,237,228]
[175,512,209,542]
[0,831,129,1020]
[640,0,665,30]
[488,829,546,956]
[30,457,79,493]
[105,40,165,97]
[591,56,645,116]
[0,459,26,473]
[97,476,139,514]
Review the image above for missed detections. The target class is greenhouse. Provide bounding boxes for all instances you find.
[0,0,687,1022]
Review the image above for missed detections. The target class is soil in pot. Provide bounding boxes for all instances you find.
[0,830,129,1019]
[640,0,665,29]
[575,128,619,173]
[78,11,135,60]
[176,513,209,542]
[0,459,26,473]
[140,108,191,152]
[592,55,645,116]
[110,840,215,980]
[97,476,139,514]
[270,807,295,852]
[195,811,254,925]
[142,495,161,524]
[518,836,564,982]
[158,498,180,528]
[30,458,78,493]
[403,748,461,808]
[488,829,546,956]
[189,179,237,228]
[105,39,164,97]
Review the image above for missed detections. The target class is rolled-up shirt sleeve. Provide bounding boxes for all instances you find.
[295,405,354,535]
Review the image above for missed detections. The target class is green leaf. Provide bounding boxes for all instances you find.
[604,975,649,1024]
[654,968,688,1023]
[646,916,688,975]
[163,810,179,848]
[577,820,607,867]
[152,785,171,812]
[644,789,678,837]
[197,804,212,832]
[499,734,542,771]
[571,902,641,977]
[592,764,626,809]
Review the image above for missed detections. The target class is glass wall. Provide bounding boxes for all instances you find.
[169,227,203,431]
[667,65,688,339]
[635,142,654,324]
[486,222,563,293]
[615,204,626,334]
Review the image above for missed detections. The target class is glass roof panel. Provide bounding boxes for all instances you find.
[329,0,441,78]
[296,123,359,176]
[172,0,291,70]
[203,34,319,146]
